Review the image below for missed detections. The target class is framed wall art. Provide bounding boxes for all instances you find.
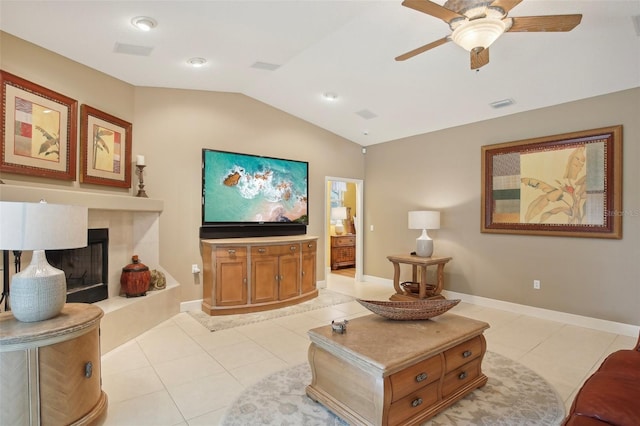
[80,104,132,188]
[0,70,78,180]
[481,125,622,239]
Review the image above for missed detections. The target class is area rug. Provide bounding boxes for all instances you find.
[188,289,355,332]
[221,351,566,426]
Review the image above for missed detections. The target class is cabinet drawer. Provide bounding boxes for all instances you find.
[302,240,317,252]
[388,380,439,426]
[443,336,483,372]
[252,244,299,257]
[389,354,442,402]
[216,247,247,258]
[332,236,355,247]
[442,358,482,398]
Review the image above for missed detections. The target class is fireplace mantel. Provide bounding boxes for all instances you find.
[0,184,163,212]
[1,183,178,353]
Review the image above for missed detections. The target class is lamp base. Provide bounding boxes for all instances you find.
[416,232,434,258]
[335,221,345,235]
[10,250,67,322]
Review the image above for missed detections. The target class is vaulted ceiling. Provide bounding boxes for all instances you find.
[1,1,639,146]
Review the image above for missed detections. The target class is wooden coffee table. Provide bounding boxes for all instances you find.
[306,313,489,426]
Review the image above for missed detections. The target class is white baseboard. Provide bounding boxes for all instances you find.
[362,275,639,338]
[181,299,202,312]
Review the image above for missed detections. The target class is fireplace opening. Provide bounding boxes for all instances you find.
[46,228,108,304]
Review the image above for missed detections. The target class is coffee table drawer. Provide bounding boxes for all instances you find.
[389,354,442,402]
[442,358,482,398]
[444,335,483,372]
[388,380,439,425]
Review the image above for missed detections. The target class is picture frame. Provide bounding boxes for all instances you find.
[0,70,77,180]
[80,104,132,188]
[481,125,622,239]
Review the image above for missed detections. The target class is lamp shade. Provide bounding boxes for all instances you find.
[0,201,88,250]
[451,18,506,51]
[0,201,88,322]
[331,206,348,221]
[408,211,440,230]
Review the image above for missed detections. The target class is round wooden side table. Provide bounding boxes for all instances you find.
[0,303,108,425]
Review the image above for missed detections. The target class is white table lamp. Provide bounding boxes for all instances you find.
[408,210,440,257]
[0,201,88,322]
[331,207,348,235]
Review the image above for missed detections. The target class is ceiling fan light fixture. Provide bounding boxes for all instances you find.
[451,18,506,51]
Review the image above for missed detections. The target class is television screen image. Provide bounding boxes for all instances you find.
[202,149,308,226]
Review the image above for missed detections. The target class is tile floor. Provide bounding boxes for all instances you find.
[101,273,637,425]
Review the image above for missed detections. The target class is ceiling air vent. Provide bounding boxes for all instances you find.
[355,109,378,120]
[251,61,280,71]
[489,98,515,109]
[114,43,154,57]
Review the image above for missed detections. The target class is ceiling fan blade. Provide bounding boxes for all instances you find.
[489,0,523,14]
[470,48,489,69]
[395,36,450,61]
[401,0,464,23]
[508,15,582,32]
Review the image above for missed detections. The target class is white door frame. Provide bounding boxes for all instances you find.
[325,176,364,282]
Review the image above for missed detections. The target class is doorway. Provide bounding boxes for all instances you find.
[325,177,363,282]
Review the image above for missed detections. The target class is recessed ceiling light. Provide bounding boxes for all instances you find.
[187,57,207,68]
[323,92,339,101]
[131,16,157,31]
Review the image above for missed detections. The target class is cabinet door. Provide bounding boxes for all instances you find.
[301,241,317,294]
[252,255,279,303]
[278,252,301,300]
[39,326,102,426]
[216,257,247,306]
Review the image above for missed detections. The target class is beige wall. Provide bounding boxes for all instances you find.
[0,32,135,193]
[133,88,364,302]
[0,32,365,303]
[3,31,639,325]
[363,88,640,325]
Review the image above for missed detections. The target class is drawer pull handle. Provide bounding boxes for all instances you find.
[290,246,297,251]
[411,398,423,408]
[308,243,313,248]
[458,371,467,380]
[258,248,266,253]
[415,372,428,382]
[462,350,472,358]
[84,361,93,378]
[227,249,236,255]
[275,275,279,281]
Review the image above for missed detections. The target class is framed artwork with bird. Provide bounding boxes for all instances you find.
[80,104,132,188]
[0,70,77,180]
[481,125,622,239]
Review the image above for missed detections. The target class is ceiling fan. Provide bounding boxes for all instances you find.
[396,0,582,69]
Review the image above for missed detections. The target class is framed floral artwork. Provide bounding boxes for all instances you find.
[481,125,622,239]
[0,70,77,180]
[80,104,132,188]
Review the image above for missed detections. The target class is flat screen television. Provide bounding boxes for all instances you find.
[200,149,308,238]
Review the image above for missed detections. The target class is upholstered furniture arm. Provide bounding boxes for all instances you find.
[635,330,640,351]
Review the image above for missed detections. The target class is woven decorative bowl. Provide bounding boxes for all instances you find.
[357,298,460,320]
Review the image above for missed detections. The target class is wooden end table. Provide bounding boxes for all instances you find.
[306,313,489,425]
[387,254,452,300]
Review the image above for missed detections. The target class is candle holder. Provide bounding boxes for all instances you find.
[135,165,148,198]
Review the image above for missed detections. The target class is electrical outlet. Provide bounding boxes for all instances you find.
[370,225,374,231]
[533,280,541,290]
